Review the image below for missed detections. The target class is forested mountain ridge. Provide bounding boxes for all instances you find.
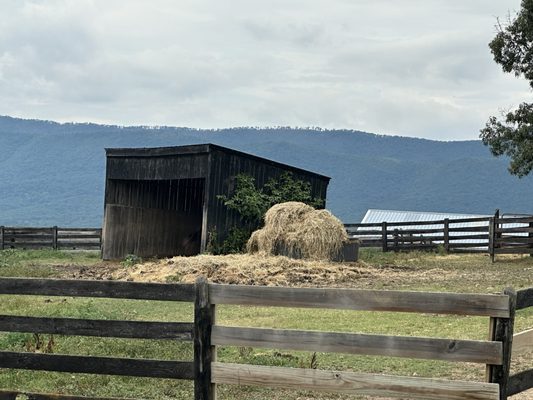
[0,115,531,226]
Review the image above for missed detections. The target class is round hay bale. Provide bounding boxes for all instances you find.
[247,202,348,261]
[263,202,314,233]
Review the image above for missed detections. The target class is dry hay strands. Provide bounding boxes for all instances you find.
[247,202,348,261]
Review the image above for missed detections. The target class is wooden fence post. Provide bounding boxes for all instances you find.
[528,221,533,258]
[494,210,501,255]
[489,217,496,263]
[393,229,399,252]
[443,219,450,253]
[0,226,4,251]
[381,222,388,252]
[52,226,58,250]
[194,276,215,400]
[487,288,516,400]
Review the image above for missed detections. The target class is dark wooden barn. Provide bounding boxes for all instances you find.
[101,144,330,260]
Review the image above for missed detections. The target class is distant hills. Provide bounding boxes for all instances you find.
[0,115,532,227]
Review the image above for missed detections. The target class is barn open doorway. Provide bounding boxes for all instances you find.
[102,178,205,259]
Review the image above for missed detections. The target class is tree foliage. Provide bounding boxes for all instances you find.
[480,0,533,176]
[214,172,324,253]
[218,172,324,225]
[217,174,268,224]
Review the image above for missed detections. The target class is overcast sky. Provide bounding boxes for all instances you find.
[0,0,529,140]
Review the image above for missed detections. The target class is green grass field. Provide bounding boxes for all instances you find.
[0,249,531,399]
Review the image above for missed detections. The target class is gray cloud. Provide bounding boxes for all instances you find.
[0,0,527,139]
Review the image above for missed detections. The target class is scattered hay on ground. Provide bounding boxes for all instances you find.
[247,202,348,261]
[110,253,371,287]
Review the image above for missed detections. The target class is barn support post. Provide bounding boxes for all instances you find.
[0,226,4,251]
[489,217,496,263]
[194,276,215,400]
[487,288,516,400]
[443,218,450,253]
[381,222,388,252]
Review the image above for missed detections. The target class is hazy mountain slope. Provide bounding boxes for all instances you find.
[0,115,531,226]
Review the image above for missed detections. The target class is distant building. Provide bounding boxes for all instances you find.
[354,209,529,248]
[101,144,330,260]
[360,209,490,225]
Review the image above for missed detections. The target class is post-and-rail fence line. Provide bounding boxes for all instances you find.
[345,211,533,261]
[0,226,101,251]
[3,210,533,261]
[0,277,529,399]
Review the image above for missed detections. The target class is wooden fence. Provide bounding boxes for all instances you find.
[508,287,533,396]
[0,277,529,399]
[0,227,101,251]
[0,277,195,400]
[345,212,533,260]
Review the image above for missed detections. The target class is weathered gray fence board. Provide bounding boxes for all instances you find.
[211,362,500,400]
[212,326,502,364]
[209,284,510,317]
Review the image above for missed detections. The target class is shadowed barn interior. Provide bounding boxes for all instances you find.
[101,144,329,260]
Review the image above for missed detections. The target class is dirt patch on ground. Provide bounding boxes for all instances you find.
[51,262,123,280]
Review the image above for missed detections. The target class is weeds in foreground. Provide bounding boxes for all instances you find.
[25,333,55,354]
[120,254,142,267]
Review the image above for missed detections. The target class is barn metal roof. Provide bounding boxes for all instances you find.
[360,209,491,224]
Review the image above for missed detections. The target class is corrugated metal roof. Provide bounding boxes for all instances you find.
[361,209,490,224]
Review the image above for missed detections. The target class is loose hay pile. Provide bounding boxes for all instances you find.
[110,253,371,287]
[247,202,348,261]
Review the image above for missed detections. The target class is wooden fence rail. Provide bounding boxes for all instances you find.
[207,282,512,400]
[507,288,533,397]
[0,277,529,399]
[0,226,101,251]
[345,211,533,260]
[345,217,491,253]
[0,277,196,400]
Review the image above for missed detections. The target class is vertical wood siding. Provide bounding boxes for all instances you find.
[207,148,329,243]
[103,145,329,258]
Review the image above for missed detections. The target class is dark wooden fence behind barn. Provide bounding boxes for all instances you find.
[3,210,533,261]
[0,276,531,399]
[345,211,533,261]
[0,227,101,251]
